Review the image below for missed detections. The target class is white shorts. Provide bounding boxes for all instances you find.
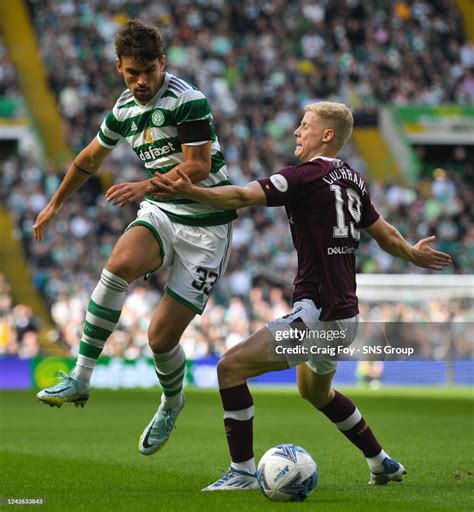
[266,299,359,374]
[127,201,232,314]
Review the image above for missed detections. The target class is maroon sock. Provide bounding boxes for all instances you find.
[220,383,254,463]
[319,390,382,458]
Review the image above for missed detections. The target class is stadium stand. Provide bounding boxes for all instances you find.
[0,272,42,358]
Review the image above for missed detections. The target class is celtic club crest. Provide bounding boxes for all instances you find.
[152,109,165,126]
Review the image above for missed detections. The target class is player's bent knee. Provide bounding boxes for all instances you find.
[105,261,137,283]
[217,355,242,383]
[216,356,231,377]
[148,323,182,353]
[299,385,332,409]
[313,392,332,409]
[302,393,327,409]
[297,381,310,401]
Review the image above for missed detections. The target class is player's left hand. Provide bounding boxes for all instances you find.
[105,181,151,207]
[412,236,453,270]
[149,170,193,200]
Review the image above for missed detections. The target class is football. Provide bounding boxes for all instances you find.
[257,444,318,502]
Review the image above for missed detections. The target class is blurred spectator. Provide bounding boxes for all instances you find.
[0,34,20,104]
[357,361,384,389]
[0,273,42,358]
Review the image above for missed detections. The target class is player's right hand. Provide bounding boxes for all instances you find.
[32,202,62,241]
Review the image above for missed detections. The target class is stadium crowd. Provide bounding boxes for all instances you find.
[0,35,19,104]
[0,273,42,358]
[27,0,473,157]
[1,0,473,359]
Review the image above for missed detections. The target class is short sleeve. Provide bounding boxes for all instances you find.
[257,166,303,206]
[174,89,212,125]
[359,187,380,228]
[96,111,123,149]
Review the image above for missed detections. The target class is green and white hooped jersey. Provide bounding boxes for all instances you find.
[97,72,237,226]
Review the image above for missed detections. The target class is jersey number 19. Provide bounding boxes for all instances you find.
[330,184,362,241]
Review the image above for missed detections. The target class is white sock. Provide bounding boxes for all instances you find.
[160,391,184,407]
[153,345,186,405]
[77,269,128,378]
[366,449,389,471]
[71,355,96,384]
[231,458,256,475]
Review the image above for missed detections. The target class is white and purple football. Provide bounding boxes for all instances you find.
[257,444,318,502]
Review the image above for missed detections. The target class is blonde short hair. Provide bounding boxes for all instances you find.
[304,102,354,149]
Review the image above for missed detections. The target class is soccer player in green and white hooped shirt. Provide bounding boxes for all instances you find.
[34,19,236,455]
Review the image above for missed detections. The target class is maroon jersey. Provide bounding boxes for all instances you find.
[258,157,379,321]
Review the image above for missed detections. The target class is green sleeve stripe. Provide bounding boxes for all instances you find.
[105,112,122,134]
[211,161,226,173]
[165,287,203,314]
[211,160,226,174]
[212,150,225,163]
[155,362,186,382]
[175,98,211,124]
[79,340,103,360]
[211,151,226,173]
[88,299,121,323]
[98,130,119,147]
[83,320,112,342]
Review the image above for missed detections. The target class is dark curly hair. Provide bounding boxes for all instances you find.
[115,20,164,62]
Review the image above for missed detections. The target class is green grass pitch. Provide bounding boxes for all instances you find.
[1,387,473,511]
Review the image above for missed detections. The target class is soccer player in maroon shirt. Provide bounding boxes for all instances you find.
[149,102,452,491]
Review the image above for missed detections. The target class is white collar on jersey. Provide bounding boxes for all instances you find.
[309,156,339,162]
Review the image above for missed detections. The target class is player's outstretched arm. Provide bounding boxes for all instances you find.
[364,217,452,271]
[106,142,212,207]
[33,139,111,241]
[151,169,267,209]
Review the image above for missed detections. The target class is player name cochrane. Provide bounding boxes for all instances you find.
[322,164,367,194]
